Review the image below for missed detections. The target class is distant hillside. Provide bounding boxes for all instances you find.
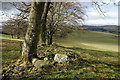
[83,25,119,34]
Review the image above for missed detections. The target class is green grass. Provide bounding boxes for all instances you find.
[65,47,118,66]
[1,30,118,52]
[0,34,12,38]
[1,31,119,79]
[2,39,120,79]
[2,39,22,62]
[54,30,118,52]
[1,34,24,39]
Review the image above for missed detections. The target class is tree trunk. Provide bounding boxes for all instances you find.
[11,34,13,38]
[47,34,53,45]
[49,35,52,45]
[17,35,20,39]
[21,2,45,63]
[41,2,50,46]
[47,35,50,45]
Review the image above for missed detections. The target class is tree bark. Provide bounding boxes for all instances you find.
[41,2,50,46]
[21,2,45,63]
[17,35,20,39]
[11,34,13,38]
[48,35,53,45]
[47,35,50,45]
[49,35,52,45]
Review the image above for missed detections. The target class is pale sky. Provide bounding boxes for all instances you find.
[0,1,119,26]
[83,2,118,26]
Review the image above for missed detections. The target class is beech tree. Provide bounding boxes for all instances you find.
[46,2,85,45]
[40,2,51,46]
[21,1,50,64]
[11,2,50,46]
[3,1,114,46]
[10,2,85,45]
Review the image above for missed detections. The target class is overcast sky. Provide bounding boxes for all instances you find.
[0,2,119,26]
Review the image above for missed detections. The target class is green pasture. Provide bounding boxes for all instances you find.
[2,39,120,79]
[54,31,118,52]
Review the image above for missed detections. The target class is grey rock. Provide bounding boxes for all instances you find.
[32,58,49,68]
[54,54,68,64]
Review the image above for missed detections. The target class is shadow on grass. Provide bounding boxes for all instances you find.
[60,46,120,69]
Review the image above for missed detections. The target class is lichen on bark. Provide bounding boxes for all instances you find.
[21,2,45,64]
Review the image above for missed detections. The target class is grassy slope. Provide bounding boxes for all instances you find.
[2,39,22,63]
[0,34,24,39]
[1,30,118,52]
[54,30,118,52]
[1,31,119,79]
[2,38,120,79]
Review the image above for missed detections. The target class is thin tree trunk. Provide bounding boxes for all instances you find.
[21,2,45,63]
[11,34,13,38]
[47,34,50,45]
[17,35,20,39]
[41,2,50,46]
[47,34,53,45]
[49,35,52,45]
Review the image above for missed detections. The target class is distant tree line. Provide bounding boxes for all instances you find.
[2,18,28,39]
[85,27,118,34]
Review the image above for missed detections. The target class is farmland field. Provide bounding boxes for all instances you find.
[2,33,120,79]
[54,30,118,52]
[1,31,118,52]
